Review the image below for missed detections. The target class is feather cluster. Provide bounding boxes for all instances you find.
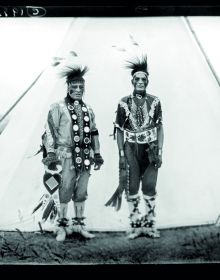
[59,65,89,83]
[105,188,123,211]
[125,55,149,76]
[105,166,128,211]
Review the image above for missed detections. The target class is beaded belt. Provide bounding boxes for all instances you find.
[124,128,157,144]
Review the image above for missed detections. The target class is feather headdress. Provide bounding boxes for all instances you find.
[59,65,89,83]
[126,54,149,77]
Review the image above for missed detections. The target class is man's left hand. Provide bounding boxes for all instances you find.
[154,154,162,169]
[94,153,104,170]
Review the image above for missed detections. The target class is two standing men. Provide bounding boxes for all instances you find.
[42,55,163,241]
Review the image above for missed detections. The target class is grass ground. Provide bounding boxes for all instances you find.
[1,224,220,264]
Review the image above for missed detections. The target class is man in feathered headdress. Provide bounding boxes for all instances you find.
[42,63,104,241]
[106,55,164,239]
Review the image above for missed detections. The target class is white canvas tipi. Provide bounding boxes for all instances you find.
[0,17,220,232]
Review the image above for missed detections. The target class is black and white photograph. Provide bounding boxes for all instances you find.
[1,6,220,264]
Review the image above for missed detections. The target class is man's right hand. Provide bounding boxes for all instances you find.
[48,161,58,171]
[42,152,58,168]
[119,156,126,170]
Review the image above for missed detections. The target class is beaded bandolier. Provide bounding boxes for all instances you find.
[38,63,104,242]
[65,98,91,171]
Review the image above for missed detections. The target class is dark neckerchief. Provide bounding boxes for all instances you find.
[64,96,91,172]
[133,90,147,98]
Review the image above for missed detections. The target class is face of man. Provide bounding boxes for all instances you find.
[132,72,148,94]
[68,81,85,100]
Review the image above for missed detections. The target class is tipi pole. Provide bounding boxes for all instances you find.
[0,18,77,126]
[183,16,220,87]
[0,69,45,124]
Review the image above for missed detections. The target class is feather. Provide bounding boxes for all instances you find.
[51,56,64,67]
[105,189,118,206]
[59,65,89,83]
[69,51,78,57]
[42,198,55,222]
[32,200,43,214]
[105,188,123,211]
[112,45,127,52]
[105,160,128,211]
[49,205,58,223]
[116,196,122,211]
[116,47,126,52]
[125,54,148,76]
[52,61,61,67]
[129,34,139,46]
[53,56,64,60]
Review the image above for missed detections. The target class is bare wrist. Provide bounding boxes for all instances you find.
[119,150,125,157]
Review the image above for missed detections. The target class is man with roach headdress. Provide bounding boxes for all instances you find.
[106,55,164,239]
[42,63,104,242]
